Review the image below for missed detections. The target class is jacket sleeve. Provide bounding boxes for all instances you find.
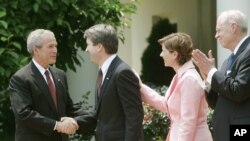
[211,46,250,103]
[74,110,97,134]
[140,84,168,114]
[117,69,144,141]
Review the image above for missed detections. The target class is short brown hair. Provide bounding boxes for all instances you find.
[158,32,193,65]
[84,24,118,54]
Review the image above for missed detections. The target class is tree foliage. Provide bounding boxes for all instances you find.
[0,0,137,140]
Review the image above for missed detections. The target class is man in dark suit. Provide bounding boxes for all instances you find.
[192,10,250,141]
[9,29,96,141]
[84,24,144,141]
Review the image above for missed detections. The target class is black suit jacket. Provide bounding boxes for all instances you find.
[206,37,250,141]
[9,61,96,141]
[94,56,144,141]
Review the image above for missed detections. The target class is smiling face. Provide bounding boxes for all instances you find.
[158,33,193,70]
[160,45,178,68]
[215,16,235,50]
[85,38,101,65]
[214,10,248,52]
[33,34,57,68]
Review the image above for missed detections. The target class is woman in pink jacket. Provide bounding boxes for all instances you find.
[140,33,212,141]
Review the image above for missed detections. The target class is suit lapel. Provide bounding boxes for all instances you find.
[166,74,178,101]
[230,36,250,68]
[101,57,121,96]
[30,62,58,113]
[96,56,121,114]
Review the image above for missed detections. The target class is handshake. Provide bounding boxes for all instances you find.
[55,117,79,134]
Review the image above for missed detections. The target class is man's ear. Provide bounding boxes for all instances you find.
[230,22,238,33]
[97,43,104,52]
[33,46,39,55]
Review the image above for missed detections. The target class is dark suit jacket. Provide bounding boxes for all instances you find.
[9,61,96,141]
[206,37,250,141]
[94,56,144,141]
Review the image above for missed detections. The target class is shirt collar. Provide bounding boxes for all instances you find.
[100,54,117,78]
[233,35,249,55]
[32,58,47,75]
[176,60,195,77]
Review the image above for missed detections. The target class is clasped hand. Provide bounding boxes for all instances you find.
[55,117,79,134]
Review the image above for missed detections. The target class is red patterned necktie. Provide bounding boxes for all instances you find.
[97,69,103,97]
[45,70,57,110]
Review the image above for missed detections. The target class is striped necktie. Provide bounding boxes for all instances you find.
[226,53,235,70]
[97,69,103,97]
[45,70,57,110]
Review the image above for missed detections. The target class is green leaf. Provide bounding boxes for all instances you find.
[62,0,70,6]
[33,3,39,13]
[0,48,5,55]
[0,20,8,29]
[9,1,18,9]
[0,29,8,36]
[56,18,63,25]
[20,57,29,65]
[5,57,19,66]
[0,36,8,42]
[0,11,6,18]
[7,51,19,59]
[46,0,53,7]
[10,42,22,50]
[0,66,4,75]
[36,0,41,4]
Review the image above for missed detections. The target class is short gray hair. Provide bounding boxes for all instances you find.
[220,10,248,33]
[27,29,55,55]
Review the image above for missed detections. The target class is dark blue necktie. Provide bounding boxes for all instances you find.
[227,53,235,70]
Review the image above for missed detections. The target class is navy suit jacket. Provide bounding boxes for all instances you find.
[9,61,96,141]
[206,37,250,141]
[94,56,144,141]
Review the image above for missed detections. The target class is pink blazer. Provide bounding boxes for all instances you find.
[141,60,212,141]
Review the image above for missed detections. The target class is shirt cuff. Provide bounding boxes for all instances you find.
[53,121,58,131]
[206,68,217,84]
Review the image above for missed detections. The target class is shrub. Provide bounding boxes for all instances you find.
[143,85,169,141]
